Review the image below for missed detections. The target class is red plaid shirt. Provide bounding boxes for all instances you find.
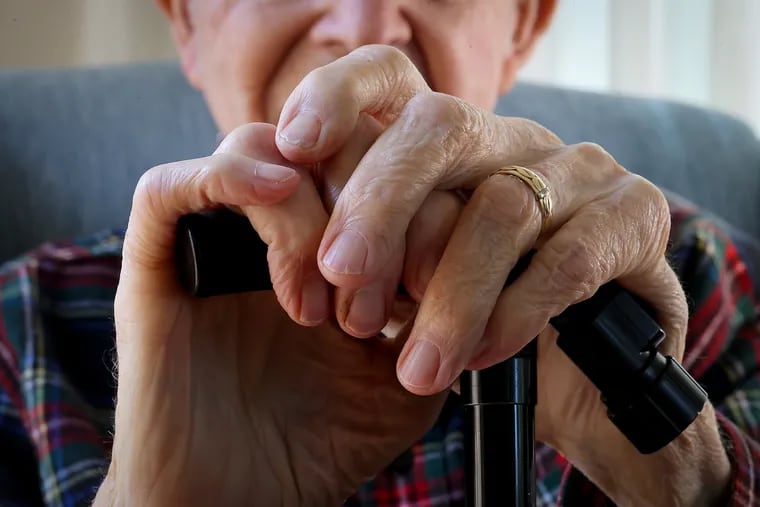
[0,196,758,506]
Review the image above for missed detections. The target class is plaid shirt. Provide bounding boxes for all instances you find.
[0,197,758,506]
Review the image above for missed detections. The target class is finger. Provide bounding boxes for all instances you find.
[118,154,300,338]
[334,189,463,338]
[334,252,403,338]
[316,113,384,213]
[395,175,543,394]
[318,114,393,335]
[217,123,332,326]
[317,93,563,290]
[617,258,688,361]
[275,45,429,163]
[122,154,298,276]
[229,116,382,331]
[215,122,292,165]
[396,169,669,393]
[402,190,464,302]
[334,188,465,337]
[477,176,672,368]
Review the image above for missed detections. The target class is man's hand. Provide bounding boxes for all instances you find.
[100,43,731,506]
[103,123,446,506]
[273,45,731,506]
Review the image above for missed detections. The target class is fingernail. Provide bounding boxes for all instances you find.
[255,163,298,184]
[322,230,368,275]
[346,287,386,336]
[300,272,328,324]
[279,111,322,149]
[399,340,441,389]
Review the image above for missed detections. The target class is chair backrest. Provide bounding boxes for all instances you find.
[1,62,758,264]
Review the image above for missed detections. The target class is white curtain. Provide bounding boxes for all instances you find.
[77,0,175,64]
[0,0,174,68]
[520,0,760,134]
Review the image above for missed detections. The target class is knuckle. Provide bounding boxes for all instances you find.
[189,154,234,205]
[353,45,426,117]
[417,92,474,127]
[403,92,481,158]
[133,164,172,213]
[219,123,266,153]
[300,63,362,111]
[354,44,410,68]
[354,45,416,91]
[405,91,447,123]
[503,117,563,150]
[134,165,160,201]
[627,175,672,257]
[637,176,670,226]
[135,154,241,215]
[191,154,229,202]
[570,142,624,174]
[533,240,607,305]
[303,64,345,96]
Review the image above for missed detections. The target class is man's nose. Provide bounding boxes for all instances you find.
[310,0,412,51]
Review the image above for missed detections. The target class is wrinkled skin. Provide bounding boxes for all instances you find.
[109,121,447,505]
[95,1,732,506]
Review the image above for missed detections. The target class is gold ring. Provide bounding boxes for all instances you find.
[490,165,553,235]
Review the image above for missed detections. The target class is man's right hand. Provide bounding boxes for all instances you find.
[98,123,448,506]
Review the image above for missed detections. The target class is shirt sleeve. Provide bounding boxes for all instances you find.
[670,210,760,506]
[0,242,119,507]
[0,263,47,506]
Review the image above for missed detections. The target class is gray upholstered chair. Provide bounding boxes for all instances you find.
[1,62,758,281]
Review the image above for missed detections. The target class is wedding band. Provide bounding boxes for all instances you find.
[490,165,553,235]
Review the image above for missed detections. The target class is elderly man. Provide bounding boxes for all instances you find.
[0,1,757,506]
